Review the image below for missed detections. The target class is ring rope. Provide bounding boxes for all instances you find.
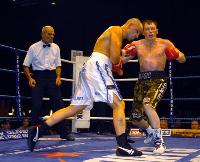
[61,78,75,82]
[115,78,138,81]
[1,116,200,121]
[0,95,72,101]
[172,76,200,79]
[0,68,17,73]
[127,60,138,63]
[0,95,198,102]
[1,66,200,81]
[0,44,26,53]
[161,117,200,121]
[61,59,75,64]
[186,55,200,58]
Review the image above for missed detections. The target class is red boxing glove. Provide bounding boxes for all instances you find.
[165,46,179,60]
[112,58,123,74]
[122,42,137,57]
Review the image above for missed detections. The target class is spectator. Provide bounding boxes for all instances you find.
[0,119,11,131]
[174,119,182,129]
[160,119,168,129]
[191,120,199,130]
[18,118,30,130]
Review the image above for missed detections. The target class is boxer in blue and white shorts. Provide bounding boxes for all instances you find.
[27,18,144,156]
[71,52,122,108]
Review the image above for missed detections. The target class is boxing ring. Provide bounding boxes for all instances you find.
[0,43,200,162]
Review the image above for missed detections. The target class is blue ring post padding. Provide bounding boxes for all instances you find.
[15,50,22,118]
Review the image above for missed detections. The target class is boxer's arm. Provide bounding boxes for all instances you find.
[176,52,186,63]
[110,29,122,64]
[165,40,186,63]
[109,28,123,75]
[112,57,123,75]
[121,41,138,64]
[165,46,179,60]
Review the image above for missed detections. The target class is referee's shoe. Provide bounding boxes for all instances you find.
[27,126,40,152]
[27,123,49,152]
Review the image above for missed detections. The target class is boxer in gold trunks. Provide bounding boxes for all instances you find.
[122,20,186,154]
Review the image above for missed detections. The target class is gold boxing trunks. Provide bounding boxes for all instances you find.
[130,71,167,122]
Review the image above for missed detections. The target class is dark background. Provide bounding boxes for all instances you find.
[0,0,200,120]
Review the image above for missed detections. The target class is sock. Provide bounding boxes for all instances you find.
[116,133,129,147]
[146,125,153,134]
[153,128,164,144]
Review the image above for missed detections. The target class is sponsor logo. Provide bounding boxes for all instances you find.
[129,128,171,137]
[129,129,143,136]
[0,130,28,141]
[139,72,151,79]
[71,96,84,100]
[76,114,83,119]
[157,83,167,100]
[118,146,135,155]
[131,112,142,119]
[162,129,171,136]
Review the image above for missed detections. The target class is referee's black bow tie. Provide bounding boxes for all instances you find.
[43,44,51,48]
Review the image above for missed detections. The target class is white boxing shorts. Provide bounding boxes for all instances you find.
[70,52,122,109]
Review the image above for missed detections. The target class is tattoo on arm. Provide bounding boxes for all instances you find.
[118,118,124,127]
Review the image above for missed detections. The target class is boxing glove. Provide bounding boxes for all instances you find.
[165,46,179,60]
[122,42,137,57]
[112,58,123,75]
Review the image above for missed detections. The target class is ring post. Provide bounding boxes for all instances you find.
[15,49,22,118]
[71,53,91,133]
[169,61,175,127]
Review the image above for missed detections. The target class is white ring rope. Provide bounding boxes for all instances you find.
[42,116,130,120]
[43,97,133,102]
[115,78,138,81]
[61,78,75,82]
[42,97,71,101]
[123,99,133,101]
[61,58,75,64]
[128,59,138,63]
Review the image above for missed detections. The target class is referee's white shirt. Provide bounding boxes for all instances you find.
[23,40,61,70]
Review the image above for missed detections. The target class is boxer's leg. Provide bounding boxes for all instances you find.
[27,105,86,152]
[109,93,142,156]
